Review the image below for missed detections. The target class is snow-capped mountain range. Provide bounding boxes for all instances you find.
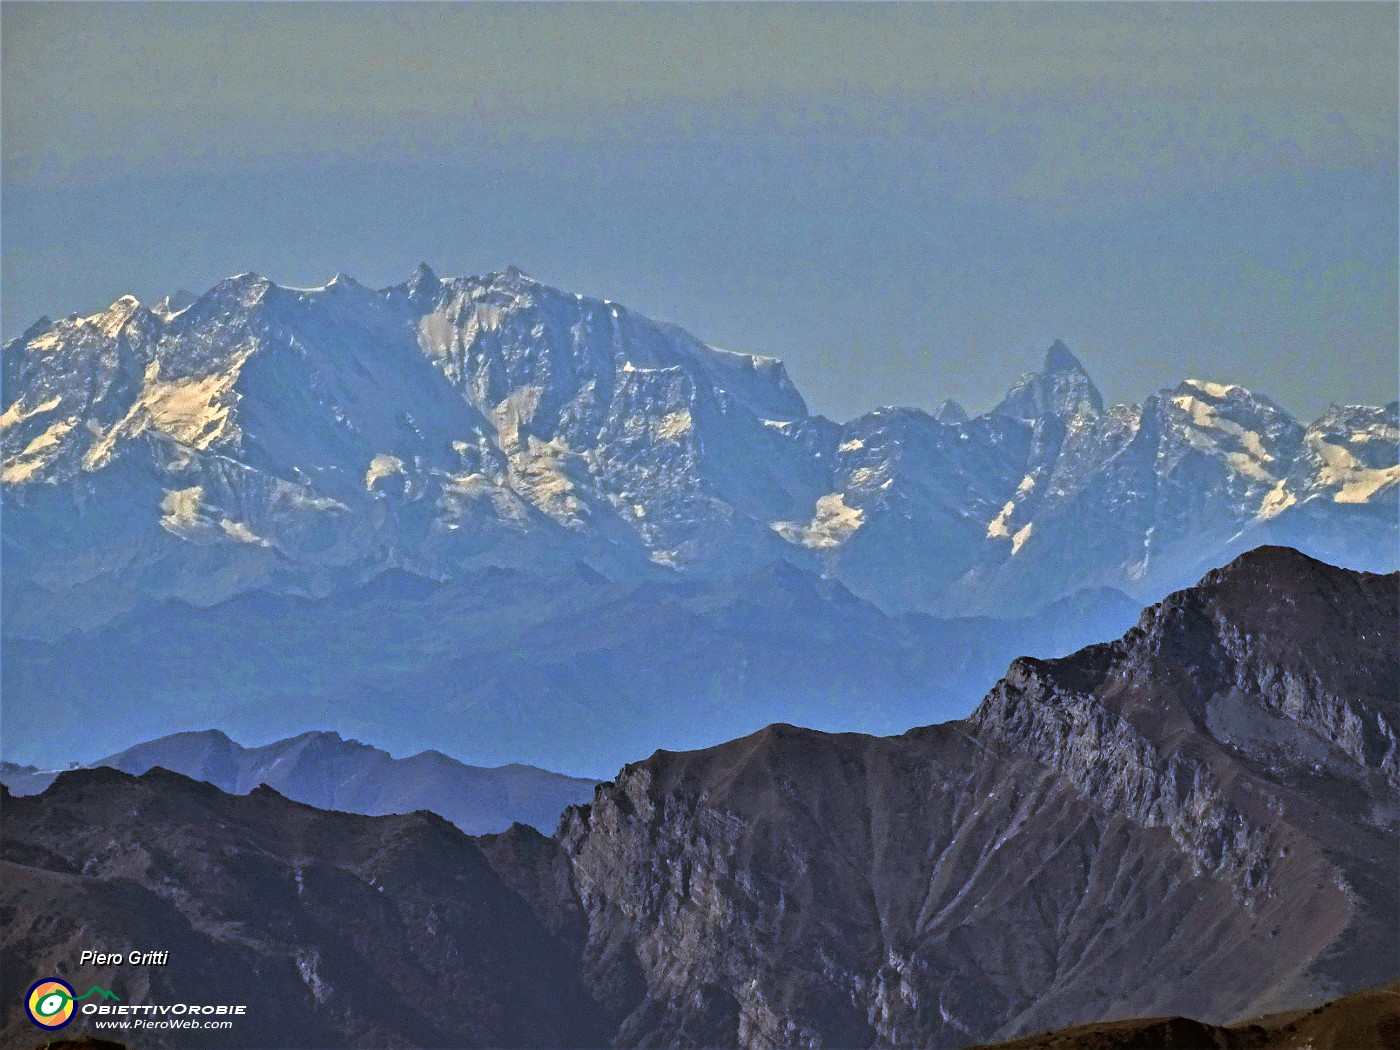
[4,265,1394,629]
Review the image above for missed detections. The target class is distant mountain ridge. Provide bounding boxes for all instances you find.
[3,267,1393,770]
[0,728,595,834]
[3,267,1394,632]
[3,548,1395,1048]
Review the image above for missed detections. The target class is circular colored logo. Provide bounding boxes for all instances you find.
[26,978,76,1029]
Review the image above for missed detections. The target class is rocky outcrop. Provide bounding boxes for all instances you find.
[973,659,1275,903]
[549,549,1398,1046]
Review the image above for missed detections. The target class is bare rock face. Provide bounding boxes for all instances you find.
[552,548,1398,1047]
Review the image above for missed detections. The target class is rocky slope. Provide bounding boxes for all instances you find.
[545,547,1398,1046]
[0,728,597,834]
[4,548,1395,1048]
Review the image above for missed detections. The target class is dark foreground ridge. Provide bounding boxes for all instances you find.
[3,546,1396,1048]
[1,770,608,1049]
[973,980,1400,1050]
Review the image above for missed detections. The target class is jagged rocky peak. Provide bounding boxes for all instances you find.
[549,551,1397,1047]
[1193,541,1359,595]
[403,260,441,299]
[934,397,969,423]
[1168,377,1299,428]
[1298,400,1399,499]
[214,271,272,294]
[1152,378,1306,487]
[994,339,1104,422]
[976,545,1399,795]
[179,270,276,316]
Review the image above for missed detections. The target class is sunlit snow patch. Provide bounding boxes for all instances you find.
[0,395,62,433]
[1310,434,1400,504]
[986,501,1015,540]
[772,492,864,549]
[2,416,79,483]
[365,454,406,490]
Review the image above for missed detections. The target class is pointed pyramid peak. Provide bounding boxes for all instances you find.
[1043,340,1086,374]
[16,316,55,343]
[993,341,1103,421]
[286,729,345,745]
[1176,378,1248,401]
[90,294,147,336]
[212,272,272,301]
[404,261,441,299]
[934,398,969,424]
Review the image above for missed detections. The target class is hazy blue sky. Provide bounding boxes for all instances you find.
[3,3,1395,421]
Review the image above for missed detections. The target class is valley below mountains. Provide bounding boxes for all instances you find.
[5,547,1396,1049]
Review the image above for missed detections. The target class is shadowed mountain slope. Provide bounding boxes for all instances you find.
[0,769,609,1050]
